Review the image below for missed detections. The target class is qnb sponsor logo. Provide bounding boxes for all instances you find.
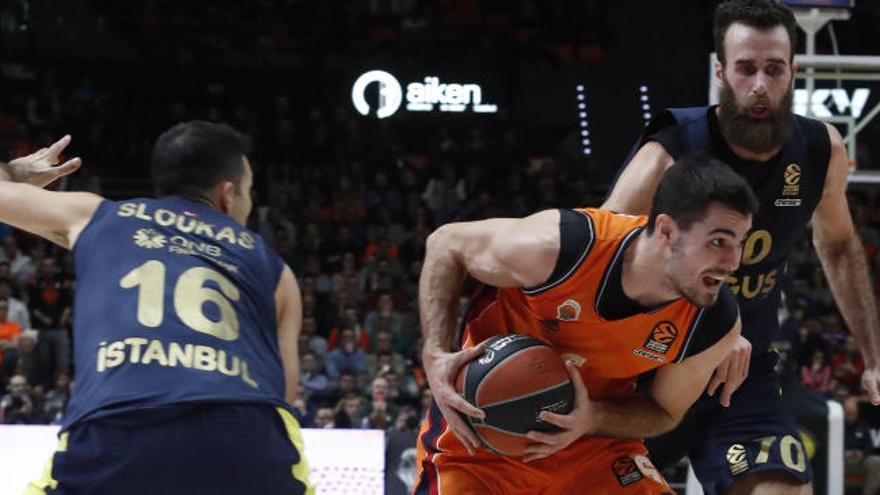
[794,88,870,118]
[351,70,498,118]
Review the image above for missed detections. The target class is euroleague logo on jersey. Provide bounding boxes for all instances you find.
[643,321,678,354]
[776,163,803,207]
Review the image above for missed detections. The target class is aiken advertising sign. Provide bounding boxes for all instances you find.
[351,70,498,118]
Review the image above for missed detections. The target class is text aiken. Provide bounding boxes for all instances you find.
[351,70,497,119]
[405,77,498,113]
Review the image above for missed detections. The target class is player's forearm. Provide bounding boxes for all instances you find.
[587,393,678,439]
[419,226,467,359]
[816,235,880,366]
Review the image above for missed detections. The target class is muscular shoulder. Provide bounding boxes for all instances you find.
[524,209,594,294]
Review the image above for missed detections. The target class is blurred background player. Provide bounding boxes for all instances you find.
[604,1,880,493]
[0,124,311,494]
[416,156,756,494]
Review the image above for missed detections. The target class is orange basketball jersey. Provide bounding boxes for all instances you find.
[462,208,706,400]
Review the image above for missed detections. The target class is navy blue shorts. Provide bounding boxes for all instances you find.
[646,354,812,494]
[27,403,312,495]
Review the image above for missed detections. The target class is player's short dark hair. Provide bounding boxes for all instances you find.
[647,154,759,234]
[714,0,798,65]
[151,120,251,198]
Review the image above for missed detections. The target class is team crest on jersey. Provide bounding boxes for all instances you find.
[611,457,643,487]
[726,444,750,475]
[556,299,581,322]
[133,228,167,249]
[643,321,678,354]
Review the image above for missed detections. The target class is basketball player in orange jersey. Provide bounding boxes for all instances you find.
[415,155,758,495]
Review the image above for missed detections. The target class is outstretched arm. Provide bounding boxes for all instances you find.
[0,135,101,248]
[420,209,561,453]
[812,123,880,404]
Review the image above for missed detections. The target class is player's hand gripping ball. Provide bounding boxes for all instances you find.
[455,334,574,456]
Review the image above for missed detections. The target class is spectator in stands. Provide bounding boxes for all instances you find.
[845,395,880,495]
[794,318,827,369]
[324,328,368,381]
[327,306,369,352]
[0,374,38,424]
[364,292,407,353]
[833,336,866,395]
[802,349,833,396]
[367,330,407,378]
[333,393,364,429]
[42,371,70,424]
[0,236,34,284]
[360,399,391,429]
[0,277,30,329]
[299,350,330,398]
[1,329,48,391]
[0,298,22,368]
[28,255,73,381]
[299,315,328,357]
[312,405,335,428]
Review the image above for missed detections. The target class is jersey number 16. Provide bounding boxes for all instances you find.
[119,260,241,341]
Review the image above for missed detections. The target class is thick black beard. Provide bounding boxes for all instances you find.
[718,82,794,155]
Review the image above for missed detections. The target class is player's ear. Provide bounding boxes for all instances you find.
[714,59,724,87]
[655,214,676,245]
[216,180,236,215]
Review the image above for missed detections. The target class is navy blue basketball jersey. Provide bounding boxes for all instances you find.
[62,197,287,430]
[619,106,831,356]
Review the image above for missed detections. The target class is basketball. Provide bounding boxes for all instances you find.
[455,334,574,456]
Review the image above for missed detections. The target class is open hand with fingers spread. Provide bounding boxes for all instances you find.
[522,361,593,463]
[422,343,486,455]
[706,334,751,407]
[3,135,82,188]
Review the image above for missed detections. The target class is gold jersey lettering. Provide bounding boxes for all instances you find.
[135,203,153,221]
[217,350,241,377]
[105,341,126,368]
[118,203,138,217]
[141,339,169,366]
[154,209,176,227]
[238,232,255,250]
[167,342,194,367]
[97,342,108,372]
[216,227,236,245]
[194,345,217,371]
[741,230,772,266]
[176,216,197,233]
[124,337,149,363]
[727,269,778,299]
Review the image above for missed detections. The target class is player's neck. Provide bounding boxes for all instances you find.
[620,233,679,307]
